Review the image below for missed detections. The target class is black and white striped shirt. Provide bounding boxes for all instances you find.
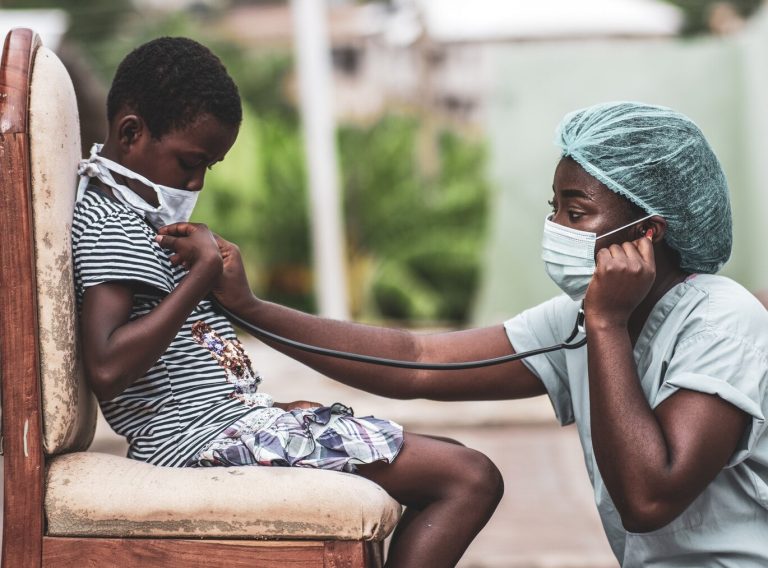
[72,187,270,467]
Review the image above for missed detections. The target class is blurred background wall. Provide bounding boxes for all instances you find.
[475,6,768,323]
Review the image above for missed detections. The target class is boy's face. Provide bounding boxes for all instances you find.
[120,112,239,197]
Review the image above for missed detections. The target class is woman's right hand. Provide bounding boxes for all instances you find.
[210,233,255,313]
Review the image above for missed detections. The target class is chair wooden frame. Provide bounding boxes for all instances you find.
[1,28,386,568]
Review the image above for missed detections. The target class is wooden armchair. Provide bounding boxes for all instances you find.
[0,28,400,568]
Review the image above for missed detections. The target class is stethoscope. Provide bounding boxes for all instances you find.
[216,302,587,370]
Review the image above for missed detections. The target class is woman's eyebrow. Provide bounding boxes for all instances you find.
[560,188,592,200]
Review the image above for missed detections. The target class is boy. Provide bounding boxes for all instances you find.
[74,37,503,568]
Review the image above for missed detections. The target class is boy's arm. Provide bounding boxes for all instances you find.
[585,236,749,533]
[81,224,223,400]
[157,227,548,402]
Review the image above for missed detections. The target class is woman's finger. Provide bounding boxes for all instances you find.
[635,233,656,266]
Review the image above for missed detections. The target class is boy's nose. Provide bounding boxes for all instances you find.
[186,172,205,192]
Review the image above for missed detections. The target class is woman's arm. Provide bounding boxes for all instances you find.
[234,298,546,401]
[156,226,547,402]
[585,236,749,532]
[81,224,223,400]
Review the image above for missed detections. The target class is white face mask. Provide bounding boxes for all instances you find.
[77,143,199,228]
[541,212,654,301]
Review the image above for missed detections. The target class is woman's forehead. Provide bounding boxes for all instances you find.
[553,157,614,202]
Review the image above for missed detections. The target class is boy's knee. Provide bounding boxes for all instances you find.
[459,451,505,504]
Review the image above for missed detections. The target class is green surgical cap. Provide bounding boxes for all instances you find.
[555,101,732,274]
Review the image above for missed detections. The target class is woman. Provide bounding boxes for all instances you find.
[161,101,768,567]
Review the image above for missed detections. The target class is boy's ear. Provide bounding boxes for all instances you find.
[116,114,146,151]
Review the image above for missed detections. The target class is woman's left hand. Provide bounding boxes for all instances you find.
[585,234,656,326]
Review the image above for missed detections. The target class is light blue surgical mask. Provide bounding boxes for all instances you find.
[542,213,654,301]
[76,143,199,228]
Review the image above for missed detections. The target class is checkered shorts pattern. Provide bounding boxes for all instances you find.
[190,403,404,473]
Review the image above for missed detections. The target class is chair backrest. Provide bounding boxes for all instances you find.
[1,26,97,565]
[0,29,96,455]
[27,33,97,455]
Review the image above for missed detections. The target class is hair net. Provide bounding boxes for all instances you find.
[555,101,731,274]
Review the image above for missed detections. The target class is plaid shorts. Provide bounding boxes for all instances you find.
[190,403,403,473]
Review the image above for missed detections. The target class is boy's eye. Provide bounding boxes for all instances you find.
[178,157,209,171]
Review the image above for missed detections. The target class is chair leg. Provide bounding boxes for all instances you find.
[324,540,383,568]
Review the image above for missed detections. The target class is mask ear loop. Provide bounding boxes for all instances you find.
[596,214,655,241]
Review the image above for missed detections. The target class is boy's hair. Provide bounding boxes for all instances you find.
[107,37,242,139]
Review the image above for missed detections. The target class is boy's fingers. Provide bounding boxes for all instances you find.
[155,234,177,249]
[158,222,195,236]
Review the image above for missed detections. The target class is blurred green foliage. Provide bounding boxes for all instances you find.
[13,2,490,324]
[662,0,763,35]
[198,44,490,323]
[340,117,488,322]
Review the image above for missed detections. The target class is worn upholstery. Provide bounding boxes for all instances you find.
[46,452,401,540]
[29,46,97,455]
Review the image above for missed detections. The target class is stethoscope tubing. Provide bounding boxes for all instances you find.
[217,302,587,370]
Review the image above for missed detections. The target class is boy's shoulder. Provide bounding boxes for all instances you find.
[73,186,150,233]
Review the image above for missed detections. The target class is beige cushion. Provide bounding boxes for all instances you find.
[45,452,401,540]
[29,46,97,454]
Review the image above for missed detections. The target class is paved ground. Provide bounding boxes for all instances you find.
[1,337,618,567]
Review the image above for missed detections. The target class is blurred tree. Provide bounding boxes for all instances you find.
[340,115,489,323]
[3,0,135,45]
[662,0,763,35]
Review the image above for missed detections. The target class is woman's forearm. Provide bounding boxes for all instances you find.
[586,320,675,529]
[232,296,546,401]
[236,296,426,399]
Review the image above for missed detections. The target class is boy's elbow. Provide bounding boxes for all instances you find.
[85,366,125,401]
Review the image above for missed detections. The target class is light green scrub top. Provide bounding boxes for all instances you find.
[505,274,768,567]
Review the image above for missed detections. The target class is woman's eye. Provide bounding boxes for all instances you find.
[568,211,582,221]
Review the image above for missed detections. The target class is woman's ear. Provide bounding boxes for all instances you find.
[641,216,667,243]
[116,114,146,152]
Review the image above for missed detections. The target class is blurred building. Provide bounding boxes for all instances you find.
[0,8,68,50]
[217,0,683,124]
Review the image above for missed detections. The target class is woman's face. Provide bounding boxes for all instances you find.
[550,157,646,251]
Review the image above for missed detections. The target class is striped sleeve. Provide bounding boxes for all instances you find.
[74,210,172,294]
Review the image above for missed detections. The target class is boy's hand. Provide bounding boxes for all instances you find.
[211,234,255,313]
[584,234,656,327]
[156,223,223,285]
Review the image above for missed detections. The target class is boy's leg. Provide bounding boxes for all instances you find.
[356,432,504,568]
